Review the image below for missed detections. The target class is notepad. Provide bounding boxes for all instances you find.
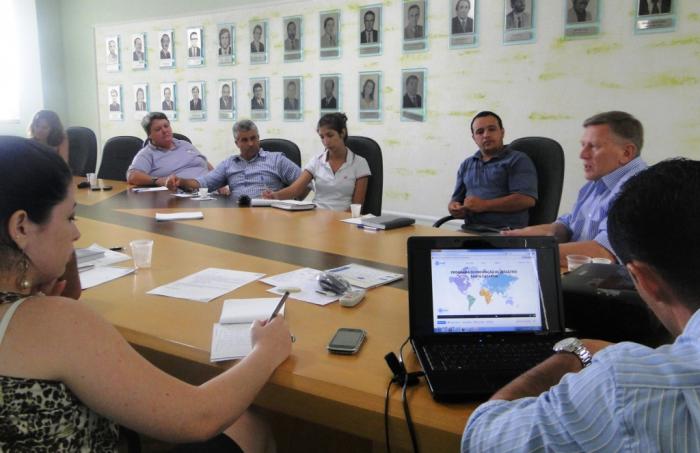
[360,215,415,230]
[155,211,204,221]
[210,298,286,362]
[271,200,316,211]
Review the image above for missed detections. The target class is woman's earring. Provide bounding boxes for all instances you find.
[17,255,31,291]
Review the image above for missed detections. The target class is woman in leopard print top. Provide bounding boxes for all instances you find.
[0,137,292,452]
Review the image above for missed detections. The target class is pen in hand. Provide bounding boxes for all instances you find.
[268,291,290,322]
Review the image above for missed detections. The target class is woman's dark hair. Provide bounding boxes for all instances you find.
[362,79,375,101]
[0,137,72,250]
[29,110,65,147]
[317,112,348,143]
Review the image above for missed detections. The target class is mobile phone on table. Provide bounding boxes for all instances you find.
[327,328,366,355]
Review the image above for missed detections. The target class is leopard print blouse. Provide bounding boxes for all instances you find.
[0,292,119,451]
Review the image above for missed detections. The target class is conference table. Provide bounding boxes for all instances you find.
[74,178,477,452]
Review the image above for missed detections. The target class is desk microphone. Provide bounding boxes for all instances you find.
[238,194,251,206]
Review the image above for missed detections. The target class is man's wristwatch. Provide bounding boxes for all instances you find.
[553,337,592,368]
[151,176,159,185]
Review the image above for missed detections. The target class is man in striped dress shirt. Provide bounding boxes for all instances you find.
[463,158,700,452]
[504,111,648,266]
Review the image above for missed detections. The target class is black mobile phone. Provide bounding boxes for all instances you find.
[327,328,366,355]
[102,186,113,191]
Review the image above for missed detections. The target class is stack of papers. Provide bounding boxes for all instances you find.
[147,268,265,303]
[211,298,285,362]
[325,263,403,289]
[271,200,316,211]
[77,244,134,289]
[155,211,204,221]
[261,267,338,306]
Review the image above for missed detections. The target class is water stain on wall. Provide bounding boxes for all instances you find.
[649,35,700,48]
[385,190,411,201]
[644,74,699,88]
[416,168,437,176]
[528,112,572,121]
[598,81,623,89]
[585,43,621,55]
[393,168,411,176]
[385,139,401,146]
[539,72,565,81]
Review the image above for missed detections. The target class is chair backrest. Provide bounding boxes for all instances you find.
[259,138,302,167]
[346,136,383,216]
[66,126,97,176]
[98,136,144,181]
[143,132,192,147]
[509,136,565,225]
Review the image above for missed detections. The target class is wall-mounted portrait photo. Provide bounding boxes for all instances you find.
[284,17,303,62]
[450,0,478,47]
[403,1,427,52]
[218,80,236,120]
[401,69,426,122]
[283,76,303,121]
[564,0,599,38]
[160,83,176,117]
[320,75,341,111]
[359,6,382,56]
[250,21,268,64]
[249,78,269,120]
[638,0,671,16]
[504,0,535,43]
[107,85,122,120]
[218,24,236,65]
[131,33,146,69]
[188,81,206,120]
[158,30,174,68]
[635,0,675,32]
[133,84,148,112]
[320,11,340,58]
[187,27,204,66]
[359,72,381,121]
[105,36,120,72]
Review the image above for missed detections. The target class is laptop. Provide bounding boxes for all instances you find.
[407,236,566,401]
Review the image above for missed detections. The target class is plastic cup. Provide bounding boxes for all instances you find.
[591,257,612,265]
[87,173,97,188]
[350,204,362,218]
[198,187,209,198]
[130,239,154,269]
[567,254,591,272]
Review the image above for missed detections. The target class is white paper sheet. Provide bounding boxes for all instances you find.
[250,198,274,207]
[325,263,403,289]
[210,322,252,361]
[220,298,285,324]
[132,186,169,192]
[80,243,132,267]
[261,267,338,306]
[80,266,135,289]
[339,214,376,225]
[147,268,265,303]
[155,211,204,221]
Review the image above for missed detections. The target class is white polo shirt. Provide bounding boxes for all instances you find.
[304,148,371,211]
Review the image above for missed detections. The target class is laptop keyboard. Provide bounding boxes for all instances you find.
[423,339,555,372]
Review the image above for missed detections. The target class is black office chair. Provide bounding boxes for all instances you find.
[66,126,97,176]
[98,136,144,181]
[433,136,565,229]
[346,136,383,216]
[142,132,192,147]
[260,138,302,167]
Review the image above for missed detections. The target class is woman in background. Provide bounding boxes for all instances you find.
[264,112,370,211]
[28,109,69,163]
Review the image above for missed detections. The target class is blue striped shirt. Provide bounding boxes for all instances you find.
[555,157,647,253]
[462,309,700,452]
[196,149,301,199]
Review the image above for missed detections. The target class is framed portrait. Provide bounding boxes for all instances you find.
[283,16,303,62]
[283,76,303,121]
[105,36,120,72]
[403,0,427,52]
[218,80,236,120]
[320,11,341,59]
[158,30,174,68]
[400,69,426,122]
[359,72,381,122]
[188,81,206,120]
[564,0,600,38]
[249,78,269,121]
[450,0,479,48]
[217,24,236,65]
[635,0,675,33]
[160,82,177,119]
[107,85,122,121]
[133,83,149,120]
[249,20,268,64]
[320,74,341,112]
[504,0,536,44]
[187,27,204,66]
[359,5,382,56]
[131,33,147,70]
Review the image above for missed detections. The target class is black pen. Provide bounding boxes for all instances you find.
[268,291,290,322]
[109,246,123,251]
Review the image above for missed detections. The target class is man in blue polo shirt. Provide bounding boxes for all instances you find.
[166,119,301,198]
[448,111,538,230]
[504,111,647,265]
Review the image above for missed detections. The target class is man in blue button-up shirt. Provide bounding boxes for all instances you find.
[448,111,538,229]
[166,119,301,199]
[505,111,647,265]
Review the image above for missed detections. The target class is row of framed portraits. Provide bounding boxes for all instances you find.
[104,0,679,72]
[106,69,428,123]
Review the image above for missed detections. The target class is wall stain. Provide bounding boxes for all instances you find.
[385,139,400,146]
[416,168,437,176]
[539,72,565,81]
[499,52,530,63]
[448,111,472,117]
[551,37,568,50]
[689,13,700,22]
[528,112,572,121]
[598,81,623,89]
[428,33,449,39]
[346,2,362,11]
[267,128,282,134]
[649,35,700,47]
[363,61,380,68]
[469,93,486,100]
[585,43,621,55]
[400,53,429,63]
[394,168,412,176]
[644,74,699,88]
[684,136,700,146]
[385,190,411,201]
[384,86,394,93]
[458,50,479,56]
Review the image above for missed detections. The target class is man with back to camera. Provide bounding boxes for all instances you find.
[284,21,300,51]
[506,0,531,29]
[127,112,221,191]
[567,0,592,23]
[452,0,474,34]
[504,111,648,265]
[448,111,537,230]
[404,4,424,39]
[188,32,201,57]
[361,10,379,43]
[402,75,422,108]
[463,158,700,452]
[165,119,301,199]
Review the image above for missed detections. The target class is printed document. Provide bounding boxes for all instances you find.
[148,268,265,303]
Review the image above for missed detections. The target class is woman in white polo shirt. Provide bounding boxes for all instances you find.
[263,113,371,211]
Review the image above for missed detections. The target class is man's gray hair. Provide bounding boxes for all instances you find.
[232,119,259,139]
[583,111,644,156]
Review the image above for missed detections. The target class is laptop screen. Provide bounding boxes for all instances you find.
[430,248,544,333]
